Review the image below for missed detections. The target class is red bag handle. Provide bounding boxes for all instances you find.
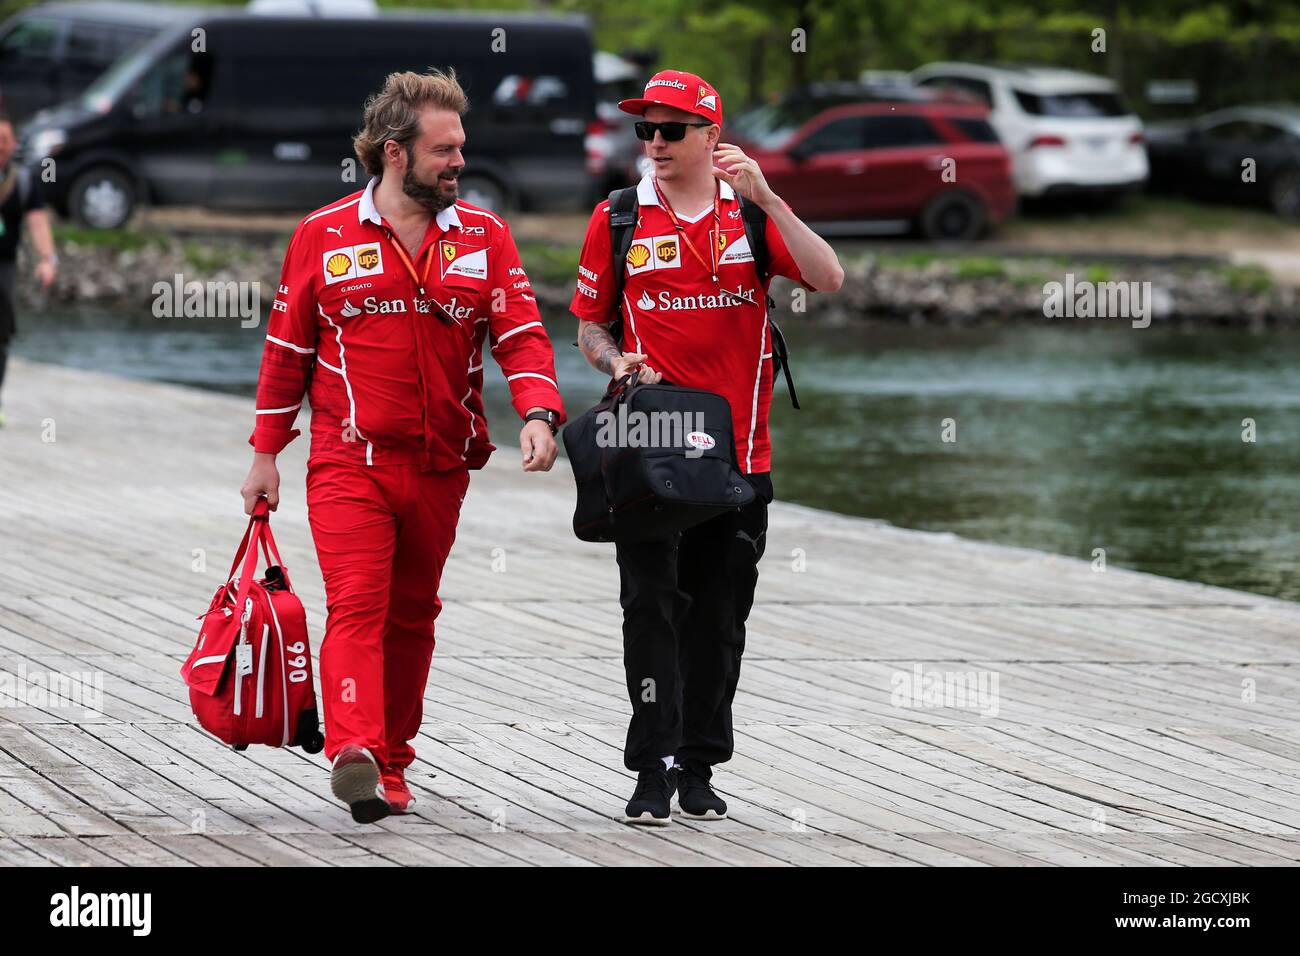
[206,498,289,611]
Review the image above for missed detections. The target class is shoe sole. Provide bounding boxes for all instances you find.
[332,758,391,824]
[676,807,727,820]
[623,811,672,826]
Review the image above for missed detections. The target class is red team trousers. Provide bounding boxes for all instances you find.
[306,457,470,769]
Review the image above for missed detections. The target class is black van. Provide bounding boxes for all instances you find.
[20,10,595,226]
[0,2,190,122]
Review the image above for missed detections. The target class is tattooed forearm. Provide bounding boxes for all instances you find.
[579,320,621,375]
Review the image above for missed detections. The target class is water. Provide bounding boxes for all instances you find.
[12,307,1300,600]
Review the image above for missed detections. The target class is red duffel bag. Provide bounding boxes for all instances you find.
[181,498,325,753]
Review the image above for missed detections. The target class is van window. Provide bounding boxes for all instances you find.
[131,50,213,117]
[228,56,401,117]
[65,22,153,71]
[0,17,61,61]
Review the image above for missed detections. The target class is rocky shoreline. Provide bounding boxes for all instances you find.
[16,233,1300,325]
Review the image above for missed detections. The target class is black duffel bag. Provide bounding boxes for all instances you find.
[563,372,756,542]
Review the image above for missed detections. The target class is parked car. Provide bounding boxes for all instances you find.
[727,98,1015,239]
[911,62,1148,201]
[1145,104,1300,218]
[0,2,190,123]
[21,9,595,227]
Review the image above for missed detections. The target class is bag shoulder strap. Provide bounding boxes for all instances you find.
[737,194,769,285]
[607,186,639,348]
[605,184,799,410]
[737,194,799,409]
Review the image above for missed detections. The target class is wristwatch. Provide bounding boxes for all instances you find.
[525,408,559,435]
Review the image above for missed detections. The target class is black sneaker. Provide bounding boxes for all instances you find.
[676,763,727,820]
[623,767,676,825]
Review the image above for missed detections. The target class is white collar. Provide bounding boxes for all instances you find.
[359,177,462,231]
[636,173,734,222]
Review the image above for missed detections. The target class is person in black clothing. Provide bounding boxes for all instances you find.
[569,71,843,824]
[0,114,59,426]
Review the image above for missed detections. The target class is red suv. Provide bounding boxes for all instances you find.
[729,98,1016,239]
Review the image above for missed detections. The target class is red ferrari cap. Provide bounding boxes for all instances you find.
[618,70,722,125]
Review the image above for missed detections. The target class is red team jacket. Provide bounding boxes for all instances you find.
[251,179,565,471]
[569,176,809,475]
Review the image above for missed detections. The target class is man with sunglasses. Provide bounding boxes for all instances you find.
[570,70,843,825]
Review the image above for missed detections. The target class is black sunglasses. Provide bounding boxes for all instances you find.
[634,120,713,142]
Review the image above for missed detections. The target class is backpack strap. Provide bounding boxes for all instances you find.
[606,186,639,349]
[737,194,799,410]
[605,184,799,410]
[737,194,769,285]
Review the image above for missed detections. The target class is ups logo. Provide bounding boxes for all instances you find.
[357,247,380,270]
[655,239,677,263]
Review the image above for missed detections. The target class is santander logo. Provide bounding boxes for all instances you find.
[636,291,655,310]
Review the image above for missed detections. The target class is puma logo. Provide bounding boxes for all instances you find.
[736,529,765,551]
[326,224,344,238]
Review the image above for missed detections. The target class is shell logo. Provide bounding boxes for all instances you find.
[626,243,650,269]
[442,241,457,263]
[325,252,352,278]
[655,239,677,263]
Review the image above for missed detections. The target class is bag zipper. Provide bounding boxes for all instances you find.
[233,597,253,724]
[255,622,269,719]
[266,596,291,747]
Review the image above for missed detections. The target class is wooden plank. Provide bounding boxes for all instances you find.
[2,357,1300,866]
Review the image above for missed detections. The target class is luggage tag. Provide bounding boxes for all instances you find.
[236,644,254,677]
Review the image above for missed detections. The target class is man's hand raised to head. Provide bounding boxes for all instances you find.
[241,452,281,514]
[520,419,558,473]
[713,143,779,210]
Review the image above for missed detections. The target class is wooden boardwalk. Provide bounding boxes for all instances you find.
[2,357,1299,867]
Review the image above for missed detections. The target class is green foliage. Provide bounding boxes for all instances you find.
[1221,263,1273,294]
[1085,263,1112,284]
[515,240,580,284]
[955,256,1007,280]
[9,0,1300,112]
[52,224,167,252]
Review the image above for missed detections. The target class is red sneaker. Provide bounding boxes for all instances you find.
[381,765,416,814]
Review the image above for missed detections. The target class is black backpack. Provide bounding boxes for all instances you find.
[605,186,800,409]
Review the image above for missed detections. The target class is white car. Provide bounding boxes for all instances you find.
[911,63,1148,198]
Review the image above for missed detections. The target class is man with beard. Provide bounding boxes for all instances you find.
[240,69,565,823]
